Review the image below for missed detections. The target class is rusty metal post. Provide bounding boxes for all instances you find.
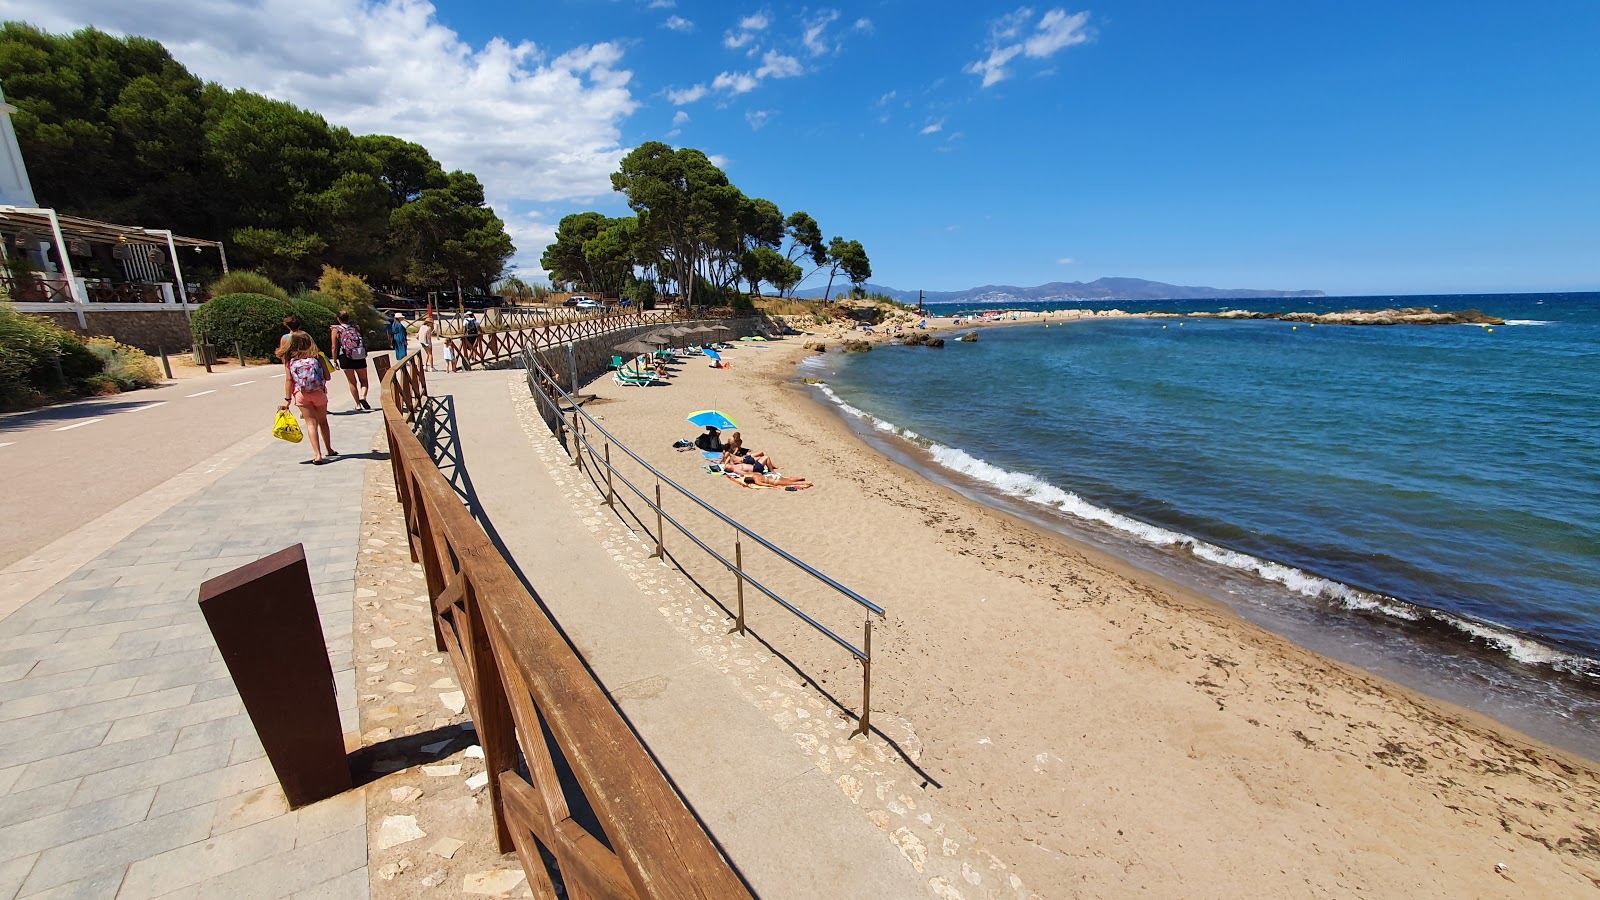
[604,442,614,507]
[198,545,352,807]
[852,617,873,738]
[651,482,665,559]
[731,532,746,635]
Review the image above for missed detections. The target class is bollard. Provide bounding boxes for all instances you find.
[198,545,352,807]
[158,346,174,380]
[236,342,246,368]
[852,618,873,738]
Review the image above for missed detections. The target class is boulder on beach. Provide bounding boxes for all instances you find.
[928,337,945,348]
[959,331,978,342]
[901,331,931,346]
[803,341,827,352]
[842,339,872,353]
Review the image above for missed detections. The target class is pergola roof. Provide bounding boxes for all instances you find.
[0,206,222,248]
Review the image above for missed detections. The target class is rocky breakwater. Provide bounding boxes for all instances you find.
[1159,307,1505,326]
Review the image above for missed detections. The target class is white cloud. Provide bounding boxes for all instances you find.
[712,71,760,95]
[756,50,803,79]
[14,0,636,215]
[724,12,769,49]
[666,83,711,104]
[854,18,874,32]
[648,0,675,7]
[672,110,690,126]
[1025,9,1091,57]
[802,9,841,55]
[745,110,771,130]
[708,153,731,169]
[920,120,944,135]
[876,90,897,107]
[663,16,693,32]
[966,7,1091,88]
[1057,257,1075,265]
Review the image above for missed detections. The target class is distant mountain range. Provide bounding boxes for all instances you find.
[795,277,1324,304]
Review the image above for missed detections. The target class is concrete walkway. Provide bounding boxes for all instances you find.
[0,406,382,899]
[429,370,936,899]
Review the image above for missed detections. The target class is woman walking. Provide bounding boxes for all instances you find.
[278,331,337,464]
[387,313,409,359]
[331,312,371,409]
[418,316,436,371]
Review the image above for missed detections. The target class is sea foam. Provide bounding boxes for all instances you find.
[809,380,1598,681]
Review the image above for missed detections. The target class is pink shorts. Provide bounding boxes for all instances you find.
[294,389,328,412]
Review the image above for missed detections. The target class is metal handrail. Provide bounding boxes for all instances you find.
[527,343,884,618]
[520,338,885,735]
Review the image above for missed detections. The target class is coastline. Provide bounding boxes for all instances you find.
[576,335,1600,896]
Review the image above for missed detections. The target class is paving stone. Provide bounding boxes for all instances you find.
[21,802,215,894]
[101,694,242,745]
[0,853,36,899]
[148,757,277,818]
[0,776,83,832]
[0,720,106,770]
[116,809,299,898]
[84,647,219,687]
[0,669,93,706]
[290,866,369,900]
[12,867,124,899]
[170,712,257,754]
[188,823,366,900]
[0,789,156,862]
[0,677,139,723]
[69,740,234,809]
[10,732,178,794]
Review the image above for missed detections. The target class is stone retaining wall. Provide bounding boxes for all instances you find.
[16,304,197,353]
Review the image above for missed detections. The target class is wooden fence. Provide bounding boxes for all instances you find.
[439,309,690,365]
[379,350,750,898]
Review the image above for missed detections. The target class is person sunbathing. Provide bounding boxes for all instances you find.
[725,452,779,476]
[733,473,812,489]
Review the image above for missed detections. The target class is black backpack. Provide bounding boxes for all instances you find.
[464,319,480,337]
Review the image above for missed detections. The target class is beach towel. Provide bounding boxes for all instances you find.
[702,451,722,460]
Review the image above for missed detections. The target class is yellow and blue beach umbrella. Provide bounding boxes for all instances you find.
[687,409,738,430]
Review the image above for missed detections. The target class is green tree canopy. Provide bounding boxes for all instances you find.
[0,23,514,293]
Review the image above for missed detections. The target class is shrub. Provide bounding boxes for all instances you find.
[86,337,162,390]
[190,293,295,359]
[208,270,290,303]
[83,374,121,395]
[315,266,388,349]
[0,302,104,408]
[290,299,337,354]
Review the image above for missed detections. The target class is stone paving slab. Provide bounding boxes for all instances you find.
[0,408,382,899]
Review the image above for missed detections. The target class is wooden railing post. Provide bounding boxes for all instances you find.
[462,575,519,854]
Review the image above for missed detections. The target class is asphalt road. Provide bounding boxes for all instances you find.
[0,362,381,569]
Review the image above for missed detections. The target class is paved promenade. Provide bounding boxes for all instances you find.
[0,403,382,898]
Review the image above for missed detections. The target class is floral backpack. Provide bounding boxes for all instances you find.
[336,323,366,359]
[289,356,328,393]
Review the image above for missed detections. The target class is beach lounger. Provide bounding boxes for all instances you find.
[614,370,663,386]
[609,355,624,370]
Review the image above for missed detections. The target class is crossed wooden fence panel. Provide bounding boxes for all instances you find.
[381,350,749,899]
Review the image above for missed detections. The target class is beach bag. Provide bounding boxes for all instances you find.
[290,356,328,393]
[272,409,303,443]
[337,324,366,360]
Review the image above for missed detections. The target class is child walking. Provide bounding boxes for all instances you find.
[278,331,338,464]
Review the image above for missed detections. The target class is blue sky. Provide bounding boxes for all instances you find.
[15,1,1600,295]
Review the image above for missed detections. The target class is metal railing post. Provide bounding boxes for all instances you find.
[604,442,614,507]
[853,617,873,738]
[731,532,746,635]
[571,412,582,468]
[652,482,664,559]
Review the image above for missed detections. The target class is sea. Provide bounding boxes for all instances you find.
[797,292,1600,759]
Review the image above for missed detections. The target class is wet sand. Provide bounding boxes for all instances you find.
[573,333,1600,897]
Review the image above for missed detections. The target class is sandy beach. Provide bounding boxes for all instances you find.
[559,331,1600,897]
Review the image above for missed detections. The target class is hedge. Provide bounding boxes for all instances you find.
[190,293,295,358]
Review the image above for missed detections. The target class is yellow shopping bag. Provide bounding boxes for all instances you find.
[272,409,303,443]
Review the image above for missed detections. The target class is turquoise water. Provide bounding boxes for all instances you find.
[805,293,1600,755]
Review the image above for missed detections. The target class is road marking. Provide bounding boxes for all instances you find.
[186,390,216,398]
[232,380,256,386]
[125,402,168,413]
[53,418,103,432]
[0,442,14,449]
